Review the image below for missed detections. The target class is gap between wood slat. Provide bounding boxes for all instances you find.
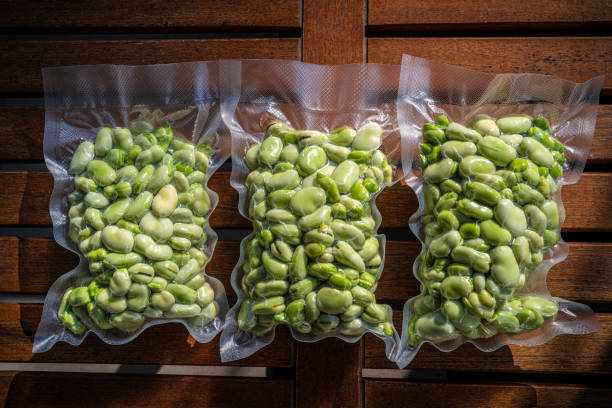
[0,363,269,377]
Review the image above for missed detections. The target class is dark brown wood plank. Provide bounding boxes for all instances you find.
[3,105,612,163]
[4,239,611,305]
[0,107,45,161]
[0,303,293,366]
[0,237,19,292]
[1,0,300,30]
[368,0,612,27]
[1,171,610,232]
[0,39,300,94]
[367,38,612,92]
[296,338,362,408]
[2,372,292,408]
[302,0,365,64]
[364,379,612,408]
[591,104,612,163]
[0,372,14,407]
[365,313,612,374]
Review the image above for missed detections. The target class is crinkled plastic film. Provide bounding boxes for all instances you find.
[396,54,604,368]
[220,60,403,363]
[34,62,231,352]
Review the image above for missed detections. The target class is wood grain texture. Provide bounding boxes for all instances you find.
[0,107,45,160]
[0,303,293,366]
[3,105,612,162]
[0,237,19,292]
[367,38,612,92]
[296,338,362,408]
[0,373,14,407]
[302,0,365,64]
[0,0,300,30]
[0,39,300,94]
[364,379,612,408]
[365,314,612,374]
[1,372,292,408]
[1,171,610,232]
[368,0,612,27]
[3,238,611,305]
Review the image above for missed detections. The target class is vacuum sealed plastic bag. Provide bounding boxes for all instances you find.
[396,54,604,368]
[220,60,402,362]
[34,62,231,352]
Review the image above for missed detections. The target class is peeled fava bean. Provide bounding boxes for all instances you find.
[62,121,219,335]
[411,114,562,346]
[237,121,395,338]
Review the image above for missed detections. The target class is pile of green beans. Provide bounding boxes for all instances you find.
[409,114,561,345]
[61,121,218,334]
[237,121,395,337]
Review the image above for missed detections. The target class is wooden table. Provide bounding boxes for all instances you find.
[0,1,610,406]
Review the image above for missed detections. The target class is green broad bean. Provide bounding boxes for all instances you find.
[497,115,532,134]
[323,143,350,163]
[446,122,483,143]
[411,114,562,345]
[519,137,555,168]
[456,198,493,220]
[423,158,457,183]
[458,155,495,177]
[471,114,500,137]
[477,136,517,167]
[440,141,477,161]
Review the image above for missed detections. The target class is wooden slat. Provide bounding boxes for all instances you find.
[591,104,612,163]
[365,313,612,374]
[1,372,292,408]
[364,379,612,408]
[0,39,300,94]
[0,237,19,292]
[0,373,13,406]
[0,107,45,161]
[1,0,300,30]
[296,338,362,408]
[1,171,610,232]
[0,303,293,366]
[3,239,611,305]
[3,105,612,163]
[368,0,612,27]
[367,38,612,93]
[302,0,365,64]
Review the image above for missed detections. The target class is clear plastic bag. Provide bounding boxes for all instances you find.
[34,62,231,352]
[219,59,403,362]
[396,54,604,368]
